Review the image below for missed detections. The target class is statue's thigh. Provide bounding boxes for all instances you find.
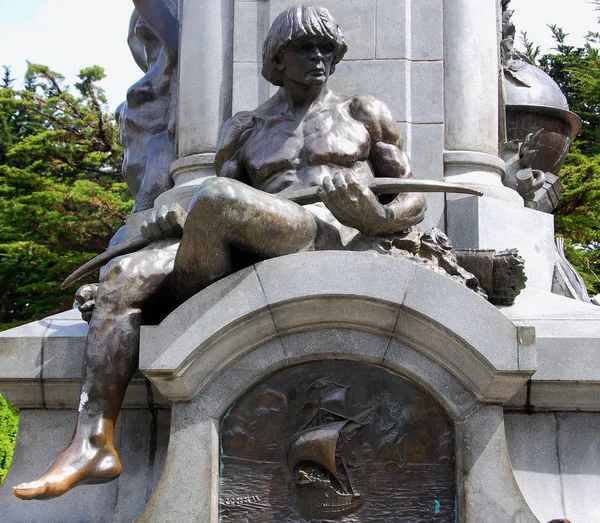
[187,178,320,256]
[232,190,319,256]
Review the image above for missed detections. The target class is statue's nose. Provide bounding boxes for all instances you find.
[309,47,323,60]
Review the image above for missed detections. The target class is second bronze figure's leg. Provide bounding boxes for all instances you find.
[13,241,178,500]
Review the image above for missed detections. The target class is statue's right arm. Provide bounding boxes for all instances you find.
[132,0,179,62]
[215,113,256,184]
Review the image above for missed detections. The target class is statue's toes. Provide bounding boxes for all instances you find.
[12,480,49,500]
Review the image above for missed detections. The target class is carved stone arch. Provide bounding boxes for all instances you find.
[137,252,539,522]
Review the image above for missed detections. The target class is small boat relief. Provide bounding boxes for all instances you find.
[287,379,372,520]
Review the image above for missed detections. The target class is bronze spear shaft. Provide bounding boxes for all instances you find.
[61,178,482,290]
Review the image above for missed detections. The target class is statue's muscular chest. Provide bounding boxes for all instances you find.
[241,105,371,181]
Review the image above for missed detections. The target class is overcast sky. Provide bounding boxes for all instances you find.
[0,0,597,111]
[511,0,597,52]
[0,0,138,111]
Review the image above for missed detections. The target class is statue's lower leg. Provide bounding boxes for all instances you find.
[13,243,176,500]
[13,306,141,500]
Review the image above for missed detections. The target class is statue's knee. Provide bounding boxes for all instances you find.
[189,177,238,213]
[99,255,135,286]
[96,254,150,312]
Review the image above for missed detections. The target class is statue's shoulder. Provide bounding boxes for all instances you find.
[217,111,260,154]
[348,94,394,125]
[220,111,259,139]
[348,94,399,143]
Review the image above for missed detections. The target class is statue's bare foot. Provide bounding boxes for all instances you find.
[12,438,121,500]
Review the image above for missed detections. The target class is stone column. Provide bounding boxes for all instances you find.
[443,0,520,204]
[442,1,559,291]
[156,0,235,209]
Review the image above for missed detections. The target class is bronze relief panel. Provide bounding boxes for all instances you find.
[220,360,456,522]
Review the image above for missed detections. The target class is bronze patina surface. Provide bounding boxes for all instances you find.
[61,179,481,290]
[14,5,435,500]
[116,0,178,213]
[220,360,456,522]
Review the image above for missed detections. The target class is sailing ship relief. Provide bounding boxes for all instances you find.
[287,379,372,519]
[219,360,457,522]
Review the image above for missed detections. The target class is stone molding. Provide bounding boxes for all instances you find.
[153,153,217,209]
[502,289,600,412]
[137,251,539,522]
[443,151,524,205]
[444,150,506,176]
[0,309,166,409]
[169,152,216,181]
[140,251,536,405]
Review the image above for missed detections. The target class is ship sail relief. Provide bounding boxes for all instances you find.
[287,379,370,519]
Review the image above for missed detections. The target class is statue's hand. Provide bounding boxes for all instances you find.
[140,203,187,241]
[74,283,98,323]
[319,173,390,236]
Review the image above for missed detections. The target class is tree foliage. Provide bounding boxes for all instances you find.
[555,145,600,293]
[0,392,18,486]
[520,31,541,65]
[0,64,132,330]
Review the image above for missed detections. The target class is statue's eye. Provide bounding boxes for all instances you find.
[292,41,317,53]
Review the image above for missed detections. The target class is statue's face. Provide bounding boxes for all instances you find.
[278,37,335,87]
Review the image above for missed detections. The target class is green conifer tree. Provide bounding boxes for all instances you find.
[0,64,132,330]
[0,393,18,486]
[536,29,600,293]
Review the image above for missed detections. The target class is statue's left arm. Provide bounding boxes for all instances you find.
[320,96,426,235]
[214,112,256,184]
[132,0,179,64]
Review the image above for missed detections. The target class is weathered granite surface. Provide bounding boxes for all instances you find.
[3,253,600,521]
[506,411,600,522]
[136,252,538,522]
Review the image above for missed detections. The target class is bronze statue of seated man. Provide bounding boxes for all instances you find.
[13,4,426,500]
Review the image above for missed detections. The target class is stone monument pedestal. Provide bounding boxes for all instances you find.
[2,1,600,521]
[2,252,600,521]
[136,251,538,522]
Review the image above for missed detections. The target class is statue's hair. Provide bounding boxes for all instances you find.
[261,5,347,86]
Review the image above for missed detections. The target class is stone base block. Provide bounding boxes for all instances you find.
[505,411,600,522]
[0,408,170,523]
[447,195,555,292]
[502,289,600,411]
